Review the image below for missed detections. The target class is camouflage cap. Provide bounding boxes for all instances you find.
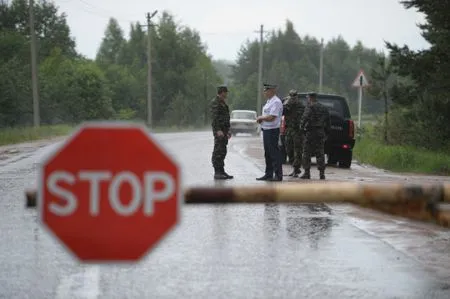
[289,89,298,96]
[217,85,228,93]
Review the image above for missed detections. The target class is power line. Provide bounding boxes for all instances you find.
[61,1,276,39]
[55,0,137,23]
[200,31,258,36]
[75,0,141,20]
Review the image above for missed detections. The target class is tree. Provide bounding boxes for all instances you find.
[92,10,221,126]
[230,20,384,116]
[0,0,77,127]
[212,59,234,83]
[384,0,450,150]
[96,18,126,67]
[367,54,394,143]
[0,3,234,129]
[39,48,114,124]
[5,0,76,58]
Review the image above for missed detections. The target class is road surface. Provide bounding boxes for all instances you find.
[1,131,450,299]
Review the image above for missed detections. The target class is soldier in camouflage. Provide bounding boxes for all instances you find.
[283,89,305,177]
[300,92,331,180]
[210,85,233,180]
[282,96,294,164]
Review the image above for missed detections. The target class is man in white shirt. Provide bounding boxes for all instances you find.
[256,83,284,181]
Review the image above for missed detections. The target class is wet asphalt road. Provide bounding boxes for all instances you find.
[1,131,450,299]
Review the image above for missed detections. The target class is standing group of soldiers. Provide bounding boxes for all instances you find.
[282,90,330,180]
[209,84,330,181]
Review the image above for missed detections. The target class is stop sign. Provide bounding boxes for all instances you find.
[38,122,181,262]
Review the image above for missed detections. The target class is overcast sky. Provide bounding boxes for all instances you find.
[53,0,429,62]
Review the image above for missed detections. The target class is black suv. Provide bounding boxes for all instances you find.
[279,93,356,168]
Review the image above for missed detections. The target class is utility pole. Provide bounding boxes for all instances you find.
[204,70,208,126]
[254,24,266,116]
[29,0,40,127]
[143,11,158,128]
[357,55,361,128]
[319,38,324,93]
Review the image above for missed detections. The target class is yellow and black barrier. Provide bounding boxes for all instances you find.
[25,182,450,228]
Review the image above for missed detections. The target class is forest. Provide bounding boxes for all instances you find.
[1,0,448,152]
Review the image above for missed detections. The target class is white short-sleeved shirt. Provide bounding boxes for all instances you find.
[261,95,283,130]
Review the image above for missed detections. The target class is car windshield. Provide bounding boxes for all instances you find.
[299,96,348,117]
[231,111,255,119]
[316,98,346,116]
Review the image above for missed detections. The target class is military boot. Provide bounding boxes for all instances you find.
[319,170,325,180]
[288,168,301,177]
[300,169,310,179]
[214,168,228,180]
[221,167,234,179]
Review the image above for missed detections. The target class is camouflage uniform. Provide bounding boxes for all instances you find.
[283,90,305,177]
[285,127,294,163]
[282,96,294,163]
[300,92,331,180]
[210,86,233,180]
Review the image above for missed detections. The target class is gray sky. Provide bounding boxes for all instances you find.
[54,0,429,62]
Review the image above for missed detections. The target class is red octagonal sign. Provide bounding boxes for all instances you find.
[38,122,182,262]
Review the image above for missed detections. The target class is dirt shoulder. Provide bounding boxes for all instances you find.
[0,136,67,161]
[240,135,450,184]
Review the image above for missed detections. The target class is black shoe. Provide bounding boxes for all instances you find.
[224,173,234,179]
[221,168,234,179]
[214,173,228,180]
[256,175,272,181]
[268,176,282,182]
[288,168,301,177]
[319,172,325,180]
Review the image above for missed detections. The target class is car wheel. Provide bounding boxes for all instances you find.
[338,151,352,168]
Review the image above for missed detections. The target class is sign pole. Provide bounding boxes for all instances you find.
[358,84,362,128]
[352,70,369,129]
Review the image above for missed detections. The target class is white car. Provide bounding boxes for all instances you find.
[230,110,260,136]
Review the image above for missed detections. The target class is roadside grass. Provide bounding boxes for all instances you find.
[0,124,73,146]
[0,124,209,146]
[360,114,379,123]
[354,129,450,175]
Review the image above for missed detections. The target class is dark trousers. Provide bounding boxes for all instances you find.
[262,128,282,178]
[302,130,326,171]
[212,135,228,170]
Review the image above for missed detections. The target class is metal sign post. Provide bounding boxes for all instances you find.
[352,69,369,128]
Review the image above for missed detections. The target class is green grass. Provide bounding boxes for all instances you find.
[354,138,450,175]
[0,124,209,146]
[0,124,74,146]
[360,114,379,122]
